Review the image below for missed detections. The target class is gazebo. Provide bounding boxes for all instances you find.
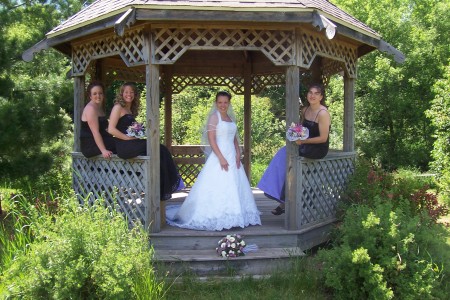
[24,0,403,274]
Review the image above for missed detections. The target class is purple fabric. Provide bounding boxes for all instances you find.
[177,178,186,191]
[257,146,286,203]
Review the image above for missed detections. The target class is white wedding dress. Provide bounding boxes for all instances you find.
[166,112,261,231]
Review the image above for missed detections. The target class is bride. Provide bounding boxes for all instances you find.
[166,91,261,231]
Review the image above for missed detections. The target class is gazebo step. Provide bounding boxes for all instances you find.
[154,247,304,276]
[150,232,300,251]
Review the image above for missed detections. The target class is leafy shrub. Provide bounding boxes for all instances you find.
[318,199,442,299]
[318,160,450,299]
[341,159,448,223]
[0,196,164,299]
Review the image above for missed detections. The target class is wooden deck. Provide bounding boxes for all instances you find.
[150,189,335,276]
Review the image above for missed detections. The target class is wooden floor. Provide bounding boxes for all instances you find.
[160,188,287,234]
[151,189,334,276]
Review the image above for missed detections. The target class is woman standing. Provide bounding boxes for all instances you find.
[257,83,331,215]
[166,91,261,231]
[80,81,116,158]
[108,82,182,200]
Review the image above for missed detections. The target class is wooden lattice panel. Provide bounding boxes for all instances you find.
[104,64,146,86]
[171,75,245,95]
[322,58,345,86]
[72,27,146,76]
[72,153,149,227]
[251,73,285,94]
[299,29,357,78]
[297,152,356,228]
[171,146,206,187]
[153,27,295,66]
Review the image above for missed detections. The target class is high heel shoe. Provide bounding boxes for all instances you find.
[271,205,285,215]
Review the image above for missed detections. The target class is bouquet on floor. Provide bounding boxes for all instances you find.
[216,234,246,258]
[286,122,309,141]
[126,122,146,139]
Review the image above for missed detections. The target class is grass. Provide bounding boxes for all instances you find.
[164,255,328,300]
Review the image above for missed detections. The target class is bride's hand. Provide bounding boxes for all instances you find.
[219,157,229,171]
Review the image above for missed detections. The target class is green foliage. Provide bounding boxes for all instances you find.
[319,160,449,299]
[331,0,450,170]
[426,64,450,205]
[0,195,164,299]
[319,199,443,299]
[0,1,83,191]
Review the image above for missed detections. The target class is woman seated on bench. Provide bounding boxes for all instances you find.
[257,83,331,215]
[108,82,183,200]
[80,81,116,158]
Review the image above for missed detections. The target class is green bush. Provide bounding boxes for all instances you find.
[319,160,449,299]
[0,195,164,299]
[318,199,441,299]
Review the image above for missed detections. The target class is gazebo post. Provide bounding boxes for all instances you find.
[343,75,355,152]
[144,30,161,232]
[285,65,300,230]
[164,69,173,150]
[73,76,85,152]
[243,58,252,179]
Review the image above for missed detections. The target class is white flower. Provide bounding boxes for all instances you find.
[231,243,236,248]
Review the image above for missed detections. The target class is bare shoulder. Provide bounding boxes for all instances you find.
[318,107,331,121]
[82,103,97,120]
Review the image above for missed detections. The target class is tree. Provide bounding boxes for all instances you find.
[0,1,94,189]
[332,0,450,170]
[426,64,450,205]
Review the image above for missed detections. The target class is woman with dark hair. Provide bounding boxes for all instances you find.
[108,82,182,200]
[80,81,116,158]
[257,84,331,215]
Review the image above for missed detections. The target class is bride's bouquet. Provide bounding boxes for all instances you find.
[126,122,146,139]
[216,234,246,258]
[286,122,309,141]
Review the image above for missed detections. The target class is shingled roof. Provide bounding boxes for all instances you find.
[23,0,404,63]
[48,0,379,38]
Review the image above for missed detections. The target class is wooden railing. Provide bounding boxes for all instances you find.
[72,152,151,229]
[294,151,356,229]
[71,149,356,232]
[170,145,245,187]
[170,145,206,188]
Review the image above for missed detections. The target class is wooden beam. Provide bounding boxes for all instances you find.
[22,38,49,62]
[114,7,136,37]
[243,54,252,180]
[164,70,173,149]
[310,56,323,84]
[343,76,355,152]
[144,29,162,233]
[285,66,300,230]
[378,40,405,63]
[73,76,85,152]
[136,10,314,24]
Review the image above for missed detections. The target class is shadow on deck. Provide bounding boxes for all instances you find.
[150,189,335,277]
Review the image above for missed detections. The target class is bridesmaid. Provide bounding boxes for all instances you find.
[108,82,183,200]
[80,81,116,158]
[257,83,331,215]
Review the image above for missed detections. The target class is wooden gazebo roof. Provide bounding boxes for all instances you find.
[24,0,404,64]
